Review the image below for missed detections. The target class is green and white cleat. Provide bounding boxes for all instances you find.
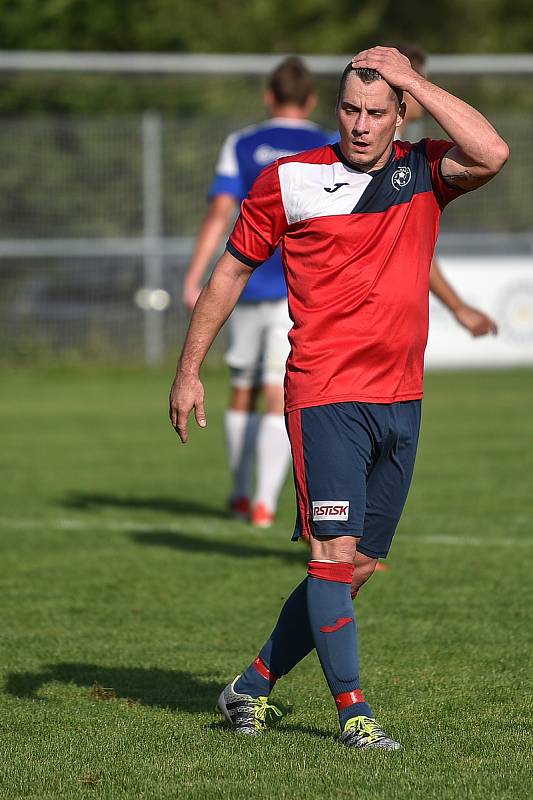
[339,715,401,750]
[216,677,283,735]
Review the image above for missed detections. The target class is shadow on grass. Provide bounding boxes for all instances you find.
[4,663,221,713]
[279,723,332,740]
[130,529,306,565]
[6,664,334,738]
[61,492,308,566]
[62,491,229,520]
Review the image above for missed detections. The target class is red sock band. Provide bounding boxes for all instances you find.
[252,656,278,685]
[334,689,365,710]
[307,560,354,584]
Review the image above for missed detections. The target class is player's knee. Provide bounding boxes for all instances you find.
[310,534,358,563]
[262,383,284,414]
[229,385,257,412]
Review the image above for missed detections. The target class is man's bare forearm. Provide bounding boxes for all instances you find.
[184,196,236,288]
[429,258,462,312]
[405,75,508,173]
[352,48,508,179]
[429,257,497,337]
[177,251,252,377]
[169,251,252,443]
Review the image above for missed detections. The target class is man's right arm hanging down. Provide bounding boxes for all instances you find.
[169,251,253,443]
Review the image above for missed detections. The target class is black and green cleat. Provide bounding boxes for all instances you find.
[339,715,401,750]
[216,677,284,735]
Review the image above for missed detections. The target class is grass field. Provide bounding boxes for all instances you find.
[1,365,532,799]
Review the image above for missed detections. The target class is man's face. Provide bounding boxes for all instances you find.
[336,73,404,171]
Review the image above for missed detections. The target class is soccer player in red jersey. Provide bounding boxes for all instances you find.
[169,47,508,748]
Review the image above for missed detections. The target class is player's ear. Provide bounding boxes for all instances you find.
[396,101,406,127]
[264,89,275,112]
[303,92,318,115]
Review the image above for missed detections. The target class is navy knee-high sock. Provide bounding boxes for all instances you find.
[306,560,372,730]
[235,578,313,697]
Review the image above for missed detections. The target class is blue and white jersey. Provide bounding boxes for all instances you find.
[209,118,334,303]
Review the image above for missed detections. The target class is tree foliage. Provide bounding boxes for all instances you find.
[0,0,531,54]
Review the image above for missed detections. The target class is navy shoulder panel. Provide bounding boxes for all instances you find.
[351,140,432,215]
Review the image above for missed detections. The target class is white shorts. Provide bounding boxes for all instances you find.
[225,299,291,388]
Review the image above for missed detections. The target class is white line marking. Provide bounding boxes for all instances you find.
[0,516,222,535]
[0,517,531,546]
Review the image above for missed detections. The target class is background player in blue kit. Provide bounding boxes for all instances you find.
[182,57,333,528]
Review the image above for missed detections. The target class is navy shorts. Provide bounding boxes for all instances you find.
[286,400,421,559]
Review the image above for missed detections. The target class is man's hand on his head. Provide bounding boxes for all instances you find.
[352,46,420,91]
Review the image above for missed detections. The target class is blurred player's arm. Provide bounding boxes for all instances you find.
[352,47,509,191]
[429,258,498,337]
[170,251,253,443]
[182,194,237,313]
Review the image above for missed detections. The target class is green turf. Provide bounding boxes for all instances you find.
[0,366,532,799]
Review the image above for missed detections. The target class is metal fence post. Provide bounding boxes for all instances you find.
[142,111,164,365]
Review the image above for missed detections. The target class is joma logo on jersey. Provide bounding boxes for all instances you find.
[312,501,349,520]
[324,182,349,193]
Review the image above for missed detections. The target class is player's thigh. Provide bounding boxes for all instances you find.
[262,299,291,387]
[225,303,264,387]
[360,401,422,559]
[287,402,374,542]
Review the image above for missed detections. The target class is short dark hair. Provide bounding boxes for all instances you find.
[337,64,404,108]
[268,56,315,107]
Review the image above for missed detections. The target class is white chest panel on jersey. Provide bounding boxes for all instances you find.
[278,161,373,226]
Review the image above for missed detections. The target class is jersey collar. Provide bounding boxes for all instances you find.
[332,142,396,175]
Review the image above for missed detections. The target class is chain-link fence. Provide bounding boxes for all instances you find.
[1,57,532,364]
[0,114,242,363]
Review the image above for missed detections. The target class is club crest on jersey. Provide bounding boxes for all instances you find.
[312,501,349,521]
[391,166,412,191]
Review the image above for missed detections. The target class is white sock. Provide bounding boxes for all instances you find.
[253,413,292,513]
[224,410,259,499]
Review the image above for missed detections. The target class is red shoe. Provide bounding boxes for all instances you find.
[250,502,275,528]
[229,496,250,520]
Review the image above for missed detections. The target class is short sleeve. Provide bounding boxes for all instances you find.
[424,138,467,209]
[227,161,288,268]
[207,132,244,200]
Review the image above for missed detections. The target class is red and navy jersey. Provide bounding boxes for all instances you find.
[227,139,464,411]
[209,118,333,303]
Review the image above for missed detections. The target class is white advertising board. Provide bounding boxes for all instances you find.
[425,256,533,368]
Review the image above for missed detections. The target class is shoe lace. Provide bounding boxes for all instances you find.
[344,715,385,744]
[253,696,283,730]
